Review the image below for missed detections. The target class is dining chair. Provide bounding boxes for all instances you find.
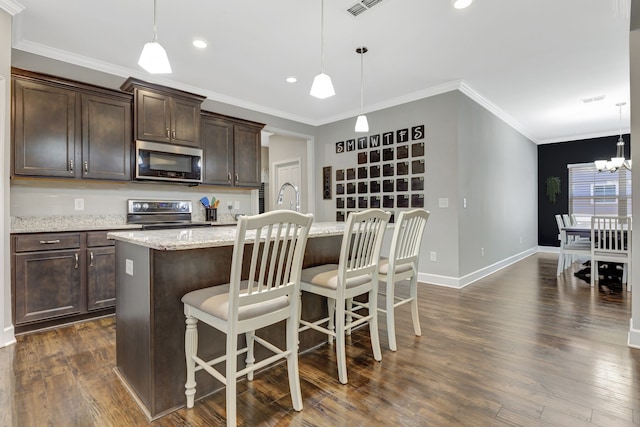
[182,210,313,426]
[299,208,390,384]
[376,208,430,351]
[590,216,632,290]
[556,214,590,276]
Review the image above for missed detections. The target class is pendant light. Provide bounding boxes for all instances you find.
[138,0,172,74]
[310,0,335,99]
[594,102,631,172]
[355,47,369,133]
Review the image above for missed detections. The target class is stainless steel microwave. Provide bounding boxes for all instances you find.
[135,140,203,184]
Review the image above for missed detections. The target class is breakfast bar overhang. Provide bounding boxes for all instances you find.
[108,223,345,420]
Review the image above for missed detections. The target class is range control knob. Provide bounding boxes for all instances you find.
[179,203,189,211]
[142,203,149,211]
[133,203,142,211]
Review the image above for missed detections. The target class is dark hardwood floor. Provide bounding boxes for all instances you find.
[2,252,640,426]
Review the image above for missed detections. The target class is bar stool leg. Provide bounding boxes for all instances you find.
[386,279,397,352]
[185,316,198,408]
[245,331,255,381]
[327,297,336,344]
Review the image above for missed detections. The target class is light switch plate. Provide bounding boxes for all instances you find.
[438,198,449,208]
[125,259,133,276]
[74,198,84,211]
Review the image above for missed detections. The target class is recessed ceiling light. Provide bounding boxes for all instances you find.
[192,40,207,49]
[453,0,474,9]
[286,76,297,83]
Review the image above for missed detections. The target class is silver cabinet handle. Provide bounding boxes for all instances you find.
[39,239,61,244]
[89,251,94,267]
[227,172,231,183]
[235,173,239,182]
[74,253,79,269]
[172,130,176,139]
[84,160,88,173]
[166,128,170,138]
[69,159,74,173]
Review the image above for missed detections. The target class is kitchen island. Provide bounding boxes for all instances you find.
[108,222,345,420]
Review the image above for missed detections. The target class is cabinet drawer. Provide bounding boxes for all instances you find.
[87,231,114,247]
[14,233,81,252]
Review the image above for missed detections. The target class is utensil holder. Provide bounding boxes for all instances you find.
[205,208,217,222]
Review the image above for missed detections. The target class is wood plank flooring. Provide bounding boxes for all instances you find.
[2,252,640,426]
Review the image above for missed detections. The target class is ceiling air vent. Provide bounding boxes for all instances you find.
[346,0,383,17]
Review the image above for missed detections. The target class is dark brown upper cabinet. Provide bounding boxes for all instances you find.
[121,77,205,148]
[200,112,265,188]
[12,69,133,181]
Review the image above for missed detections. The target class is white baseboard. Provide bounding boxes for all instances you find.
[628,318,640,349]
[2,324,16,348]
[538,246,560,253]
[418,247,538,289]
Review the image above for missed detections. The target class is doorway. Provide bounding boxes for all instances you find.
[273,159,302,212]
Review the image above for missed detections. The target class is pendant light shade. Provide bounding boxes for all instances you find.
[138,42,172,74]
[310,0,335,99]
[139,0,172,74]
[355,46,369,133]
[355,115,369,132]
[310,73,335,99]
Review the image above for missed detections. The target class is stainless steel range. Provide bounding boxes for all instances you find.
[127,199,213,230]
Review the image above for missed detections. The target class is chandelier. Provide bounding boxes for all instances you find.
[594,102,631,172]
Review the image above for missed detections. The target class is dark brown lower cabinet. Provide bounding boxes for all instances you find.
[14,248,83,324]
[12,230,119,331]
[86,232,116,311]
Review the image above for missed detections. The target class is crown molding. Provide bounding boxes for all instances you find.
[458,81,539,144]
[0,0,24,16]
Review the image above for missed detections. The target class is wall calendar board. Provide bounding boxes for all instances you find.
[332,124,425,223]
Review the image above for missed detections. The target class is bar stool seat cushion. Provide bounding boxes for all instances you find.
[377,258,413,276]
[301,264,372,290]
[182,281,289,321]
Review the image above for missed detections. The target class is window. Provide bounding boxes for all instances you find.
[568,163,631,220]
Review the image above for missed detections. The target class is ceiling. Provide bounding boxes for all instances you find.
[5,0,632,144]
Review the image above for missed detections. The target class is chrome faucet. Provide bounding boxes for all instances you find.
[276,182,301,212]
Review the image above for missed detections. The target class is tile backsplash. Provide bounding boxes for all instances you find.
[10,180,256,221]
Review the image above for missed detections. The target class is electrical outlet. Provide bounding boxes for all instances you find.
[234,201,240,209]
[227,201,233,210]
[125,259,134,276]
[74,198,84,211]
[430,251,437,262]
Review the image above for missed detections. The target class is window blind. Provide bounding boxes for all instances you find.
[567,163,632,221]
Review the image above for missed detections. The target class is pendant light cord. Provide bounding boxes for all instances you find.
[152,0,158,42]
[320,0,325,73]
[360,50,364,113]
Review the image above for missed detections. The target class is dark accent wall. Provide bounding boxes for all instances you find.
[538,134,630,247]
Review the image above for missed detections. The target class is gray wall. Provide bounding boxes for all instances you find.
[457,94,538,276]
[313,90,537,281]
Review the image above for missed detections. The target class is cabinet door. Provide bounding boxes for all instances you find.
[136,89,171,143]
[81,94,132,181]
[171,97,201,147]
[201,117,234,185]
[13,78,78,177]
[87,246,116,311]
[14,250,83,324]
[233,124,261,187]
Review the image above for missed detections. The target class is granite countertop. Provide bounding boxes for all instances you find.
[10,215,238,234]
[108,222,347,251]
